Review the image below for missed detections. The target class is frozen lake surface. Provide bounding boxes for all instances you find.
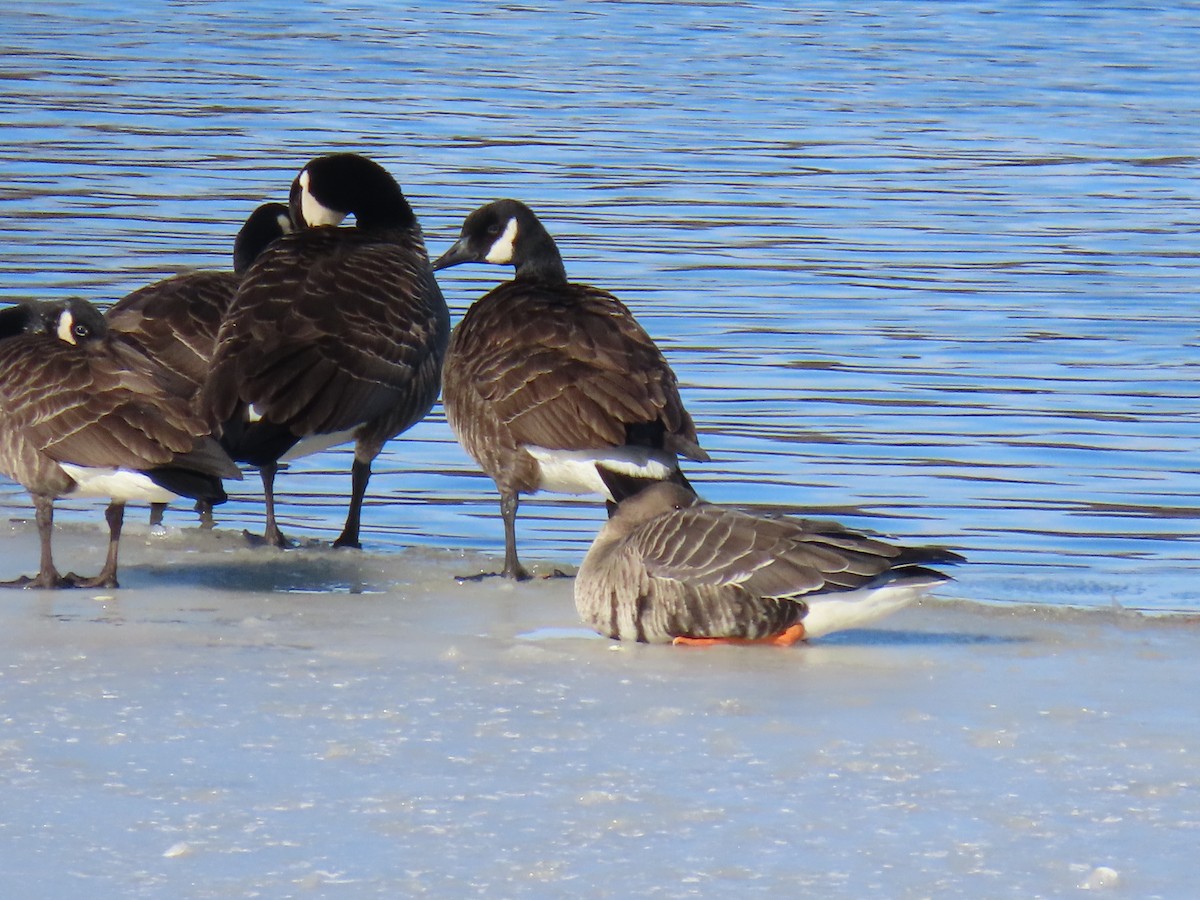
[2,527,1197,897]
[1,0,1198,895]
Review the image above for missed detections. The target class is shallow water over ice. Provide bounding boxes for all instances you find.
[0,1,1198,613]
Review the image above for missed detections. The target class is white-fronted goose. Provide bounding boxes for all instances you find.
[201,153,450,548]
[433,199,708,580]
[575,483,963,645]
[0,299,241,588]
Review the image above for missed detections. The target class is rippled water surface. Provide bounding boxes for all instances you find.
[1,1,1198,612]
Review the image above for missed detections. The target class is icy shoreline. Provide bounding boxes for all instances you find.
[1,524,1196,897]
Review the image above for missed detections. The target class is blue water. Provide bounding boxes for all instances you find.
[1,1,1198,612]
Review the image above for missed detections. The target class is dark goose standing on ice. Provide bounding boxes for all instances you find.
[201,153,450,548]
[576,482,964,645]
[106,202,292,527]
[0,299,240,588]
[433,199,708,580]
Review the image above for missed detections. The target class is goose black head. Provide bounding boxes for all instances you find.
[0,301,64,340]
[54,298,108,346]
[233,202,294,276]
[289,153,416,231]
[433,199,567,283]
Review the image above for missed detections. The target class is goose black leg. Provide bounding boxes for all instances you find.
[500,491,530,581]
[333,458,371,549]
[2,494,71,588]
[72,501,125,589]
[255,462,293,549]
[196,499,215,530]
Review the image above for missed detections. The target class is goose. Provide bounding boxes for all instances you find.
[106,202,293,392]
[201,153,450,548]
[105,202,292,527]
[575,482,964,645]
[0,299,241,588]
[433,199,707,580]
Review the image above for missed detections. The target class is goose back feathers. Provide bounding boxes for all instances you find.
[106,202,292,392]
[442,279,706,495]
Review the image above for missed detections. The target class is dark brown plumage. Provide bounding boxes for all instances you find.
[0,299,240,588]
[575,482,963,644]
[200,153,450,548]
[106,202,292,393]
[433,199,707,580]
[105,203,291,527]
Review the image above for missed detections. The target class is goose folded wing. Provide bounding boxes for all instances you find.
[634,505,896,598]
[468,287,696,452]
[106,272,237,386]
[209,237,445,435]
[17,349,221,471]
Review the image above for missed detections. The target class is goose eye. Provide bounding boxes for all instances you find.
[486,222,502,236]
[73,323,90,338]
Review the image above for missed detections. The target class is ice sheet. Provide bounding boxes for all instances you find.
[1,524,1195,897]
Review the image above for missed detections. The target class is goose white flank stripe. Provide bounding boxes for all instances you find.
[57,464,181,504]
[525,446,678,497]
[279,426,360,463]
[798,581,944,640]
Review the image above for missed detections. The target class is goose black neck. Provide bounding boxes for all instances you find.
[512,226,569,284]
[353,180,417,231]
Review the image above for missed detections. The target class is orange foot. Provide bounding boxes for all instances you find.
[673,623,807,647]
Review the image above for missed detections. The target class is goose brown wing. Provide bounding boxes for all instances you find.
[206,228,447,436]
[632,504,900,599]
[451,282,703,455]
[106,271,238,389]
[0,336,236,477]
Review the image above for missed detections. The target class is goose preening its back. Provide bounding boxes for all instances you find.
[201,153,450,548]
[433,199,708,580]
[0,299,241,588]
[574,482,964,645]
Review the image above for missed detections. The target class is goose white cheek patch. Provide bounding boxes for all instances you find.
[299,170,347,228]
[484,217,518,264]
[57,311,77,345]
